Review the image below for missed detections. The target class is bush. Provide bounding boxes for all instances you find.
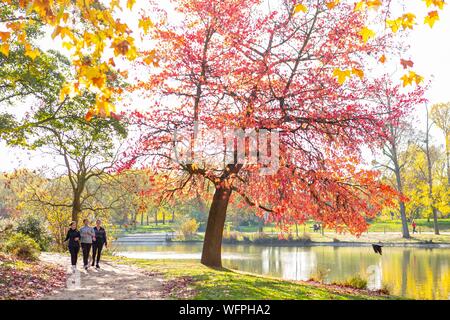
[309,267,330,283]
[15,214,52,250]
[334,274,368,290]
[5,233,40,261]
[223,231,244,243]
[178,218,199,240]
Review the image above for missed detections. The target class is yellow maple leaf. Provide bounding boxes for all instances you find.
[401,71,424,87]
[25,43,40,60]
[51,26,73,40]
[293,3,308,14]
[326,0,340,9]
[354,1,366,11]
[424,0,445,10]
[0,43,9,57]
[424,11,439,28]
[386,19,402,33]
[62,41,74,51]
[358,27,375,43]
[127,0,136,10]
[59,84,72,102]
[333,68,351,85]
[352,68,364,79]
[401,13,416,30]
[138,18,154,34]
[0,31,10,42]
[367,0,382,10]
[143,50,157,65]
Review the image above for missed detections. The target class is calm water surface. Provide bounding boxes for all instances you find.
[113,242,450,300]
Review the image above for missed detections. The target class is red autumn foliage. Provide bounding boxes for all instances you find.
[117,0,425,250]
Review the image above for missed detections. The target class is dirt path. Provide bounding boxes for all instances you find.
[39,252,165,300]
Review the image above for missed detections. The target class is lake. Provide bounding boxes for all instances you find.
[112,242,450,300]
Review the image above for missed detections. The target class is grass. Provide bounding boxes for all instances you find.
[236,219,450,234]
[106,256,399,300]
[119,219,450,244]
[366,218,450,232]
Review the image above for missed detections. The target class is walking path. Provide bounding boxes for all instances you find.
[39,252,165,300]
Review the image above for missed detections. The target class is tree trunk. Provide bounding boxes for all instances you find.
[445,130,450,186]
[201,186,232,268]
[140,212,144,226]
[172,210,175,223]
[155,209,158,225]
[392,142,410,239]
[72,193,82,224]
[425,107,440,235]
[162,210,165,224]
[399,201,410,238]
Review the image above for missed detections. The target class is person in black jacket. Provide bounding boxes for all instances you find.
[92,219,108,269]
[64,221,81,271]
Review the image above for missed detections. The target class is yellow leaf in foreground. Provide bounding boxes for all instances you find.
[354,1,366,11]
[293,3,308,14]
[352,68,364,79]
[333,68,351,85]
[326,0,340,9]
[0,31,10,42]
[386,19,402,33]
[0,43,9,56]
[59,84,71,102]
[138,18,154,34]
[127,0,136,10]
[401,71,424,87]
[424,0,445,10]
[424,11,439,28]
[25,44,40,60]
[358,27,375,43]
[367,0,382,10]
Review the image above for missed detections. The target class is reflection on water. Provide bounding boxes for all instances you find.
[113,242,450,300]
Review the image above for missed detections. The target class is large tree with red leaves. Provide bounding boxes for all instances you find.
[120,0,424,267]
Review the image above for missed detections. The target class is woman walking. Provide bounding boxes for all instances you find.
[92,219,108,269]
[80,218,96,270]
[64,221,81,272]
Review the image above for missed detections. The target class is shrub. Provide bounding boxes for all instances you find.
[333,274,368,290]
[380,283,391,295]
[15,214,52,250]
[298,233,311,242]
[309,267,330,283]
[5,233,40,261]
[222,231,244,243]
[249,232,271,243]
[178,218,199,240]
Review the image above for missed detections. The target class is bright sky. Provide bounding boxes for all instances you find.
[1,0,449,172]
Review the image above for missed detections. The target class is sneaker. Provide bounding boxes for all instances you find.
[96,264,100,269]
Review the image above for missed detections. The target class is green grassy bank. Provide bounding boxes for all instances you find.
[107,256,400,300]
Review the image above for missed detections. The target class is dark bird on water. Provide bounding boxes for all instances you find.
[372,244,383,255]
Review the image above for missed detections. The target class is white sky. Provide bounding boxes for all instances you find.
[0,0,449,172]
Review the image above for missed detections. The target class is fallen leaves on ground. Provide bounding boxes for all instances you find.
[162,276,197,299]
[0,253,67,300]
